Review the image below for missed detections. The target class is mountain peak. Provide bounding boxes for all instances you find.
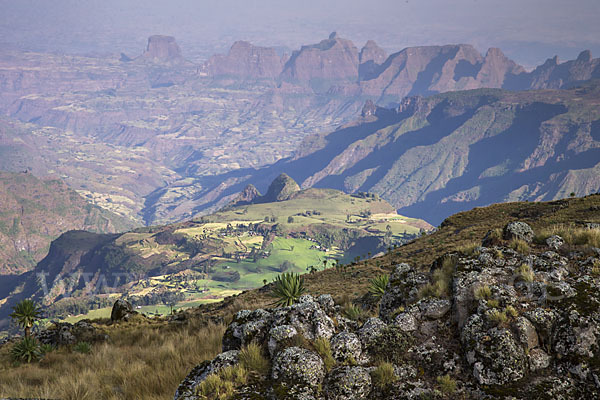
[263,173,300,202]
[142,35,183,63]
[577,50,592,62]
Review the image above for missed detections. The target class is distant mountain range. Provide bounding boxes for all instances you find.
[0,34,599,227]
[169,82,600,225]
[201,32,600,100]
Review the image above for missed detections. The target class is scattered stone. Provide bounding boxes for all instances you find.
[503,221,535,243]
[546,235,565,250]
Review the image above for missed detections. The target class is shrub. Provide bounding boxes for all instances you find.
[11,337,42,363]
[73,342,92,354]
[509,239,530,254]
[313,337,335,371]
[368,275,389,300]
[270,272,306,307]
[474,285,492,300]
[516,263,535,282]
[437,374,457,394]
[239,343,269,375]
[371,362,397,388]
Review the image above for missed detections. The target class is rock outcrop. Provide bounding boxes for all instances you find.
[261,173,301,203]
[281,33,359,90]
[206,41,285,79]
[176,220,600,399]
[141,35,184,63]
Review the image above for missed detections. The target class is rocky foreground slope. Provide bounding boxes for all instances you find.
[175,216,600,399]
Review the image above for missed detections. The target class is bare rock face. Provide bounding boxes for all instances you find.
[526,50,600,89]
[359,40,388,80]
[141,35,183,63]
[476,47,525,88]
[206,41,284,79]
[281,33,359,90]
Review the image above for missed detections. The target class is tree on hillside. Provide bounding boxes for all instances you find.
[10,299,42,338]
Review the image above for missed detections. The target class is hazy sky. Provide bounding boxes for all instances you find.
[1,0,599,66]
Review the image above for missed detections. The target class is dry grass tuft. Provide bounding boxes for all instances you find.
[535,224,600,248]
[0,319,226,399]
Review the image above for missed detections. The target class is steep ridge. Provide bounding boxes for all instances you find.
[173,82,600,225]
[0,171,135,275]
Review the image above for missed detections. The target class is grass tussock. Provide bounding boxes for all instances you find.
[0,319,226,399]
[535,224,600,248]
[509,238,530,254]
[486,309,508,326]
[238,343,269,375]
[456,242,481,256]
[418,256,456,299]
[371,362,398,388]
[516,263,535,282]
[313,337,336,371]
[474,285,492,300]
[437,374,457,394]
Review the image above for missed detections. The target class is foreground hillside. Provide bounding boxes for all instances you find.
[0,177,430,330]
[0,195,598,398]
[181,82,600,225]
[0,171,135,275]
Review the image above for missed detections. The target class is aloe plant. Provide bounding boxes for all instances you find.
[368,274,389,300]
[270,272,306,307]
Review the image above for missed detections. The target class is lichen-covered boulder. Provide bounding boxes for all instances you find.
[330,331,362,362]
[528,348,551,371]
[324,366,372,400]
[393,312,418,332]
[461,314,527,385]
[379,263,428,323]
[316,294,335,314]
[271,301,335,340]
[272,347,325,390]
[357,317,386,347]
[503,221,535,243]
[268,324,298,357]
[174,350,239,400]
[111,299,135,321]
[222,308,272,351]
[514,316,539,351]
[417,298,451,320]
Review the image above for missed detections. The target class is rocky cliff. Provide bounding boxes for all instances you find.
[206,41,284,79]
[141,35,184,64]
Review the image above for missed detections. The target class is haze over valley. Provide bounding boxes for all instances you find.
[0,2,599,399]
